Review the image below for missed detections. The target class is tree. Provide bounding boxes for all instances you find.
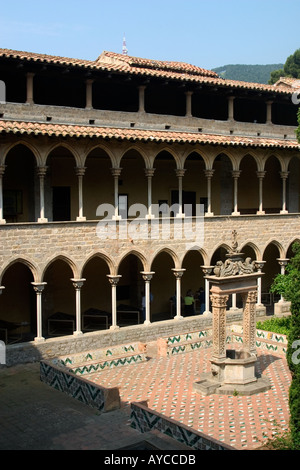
[269,49,300,84]
[271,242,300,449]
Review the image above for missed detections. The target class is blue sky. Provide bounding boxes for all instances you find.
[0,0,299,70]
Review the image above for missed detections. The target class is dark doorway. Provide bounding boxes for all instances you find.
[52,187,71,221]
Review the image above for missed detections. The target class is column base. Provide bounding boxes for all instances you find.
[173,315,184,321]
[112,215,122,220]
[76,216,86,222]
[143,320,151,326]
[231,211,240,216]
[73,330,83,337]
[205,212,214,217]
[110,325,120,331]
[146,214,155,219]
[38,218,48,223]
[34,336,45,343]
[280,210,288,214]
[256,210,265,215]
[203,311,212,316]
[175,213,185,218]
[0,219,6,225]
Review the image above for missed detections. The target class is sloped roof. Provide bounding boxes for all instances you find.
[0,120,299,150]
[0,48,295,96]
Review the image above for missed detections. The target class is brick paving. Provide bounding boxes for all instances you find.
[0,344,291,451]
[87,344,291,450]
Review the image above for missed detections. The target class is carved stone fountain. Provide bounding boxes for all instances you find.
[193,231,271,396]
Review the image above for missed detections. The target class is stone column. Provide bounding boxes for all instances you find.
[171,268,186,320]
[201,266,214,315]
[138,85,146,113]
[266,100,273,124]
[37,166,48,223]
[241,290,257,355]
[111,168,122,220]
[85,79,94,109]
[107,275,122,330]
[175,169,186,217]
[31,282,47,342]
[280,171,289,214]
[276,258,289,304]
[227,96,235,121]
[0,165,6,224]
[26,72,35,105]
[141,272,154,325]
[254,261,266,307]
[256,171,266,215]
[231,170,241,216]
[204,169,214,216]
[185,91,193,117]
[71,279,86,336]
[75,167,86,221]
[145,168,155,219]
[210,293,229,360]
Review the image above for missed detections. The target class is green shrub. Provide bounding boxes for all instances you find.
[256,317,292,337]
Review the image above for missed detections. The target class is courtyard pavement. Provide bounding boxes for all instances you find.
[0,342,291,451]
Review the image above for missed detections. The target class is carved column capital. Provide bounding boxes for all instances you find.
[204,169,215,179]
[141,271,155,282]
[107,275,122,286]
[111,167,122,178]
[144,168,155,178]
[175,169,186,178]
[171,268,186,279]
[75,167,86,177]
[71,278,86,289]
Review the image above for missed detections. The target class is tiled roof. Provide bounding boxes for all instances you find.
[0,48,295,96]
[0,119,299,150]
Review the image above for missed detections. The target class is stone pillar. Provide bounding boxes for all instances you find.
[71,279,85,336]
[141,272,154,325]
[210,293,229,360]
[274,259,291,316]
[85,79,94,109]
[145,168,155,219]
[107,275,122,330]
[138,85,146,113]
[75,167,86,221]
[111,168,122,220]
[31,282,47,342]
[227,96,235,121]
[185,91,193,117]
[241,290,257,355]
[266,100,273,124]
[171,268,185,320]
[175,169,186,217]
[204,169,214,216]
[0,165,6,224]
[231,170,241,216]
[280,171,289,214]
[26,72,35,105]
[201,266,214,315]
[37,166,48,223]
[254,261,266,307]
[256,171,266,215]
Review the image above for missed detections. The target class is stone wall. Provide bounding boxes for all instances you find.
[4,309,265,366]
[0,213,299,279]
[0,102,296,140]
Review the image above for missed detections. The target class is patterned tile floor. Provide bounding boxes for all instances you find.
[86,345,291,450]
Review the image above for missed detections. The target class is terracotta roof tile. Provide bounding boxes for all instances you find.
[0,120,299,150]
